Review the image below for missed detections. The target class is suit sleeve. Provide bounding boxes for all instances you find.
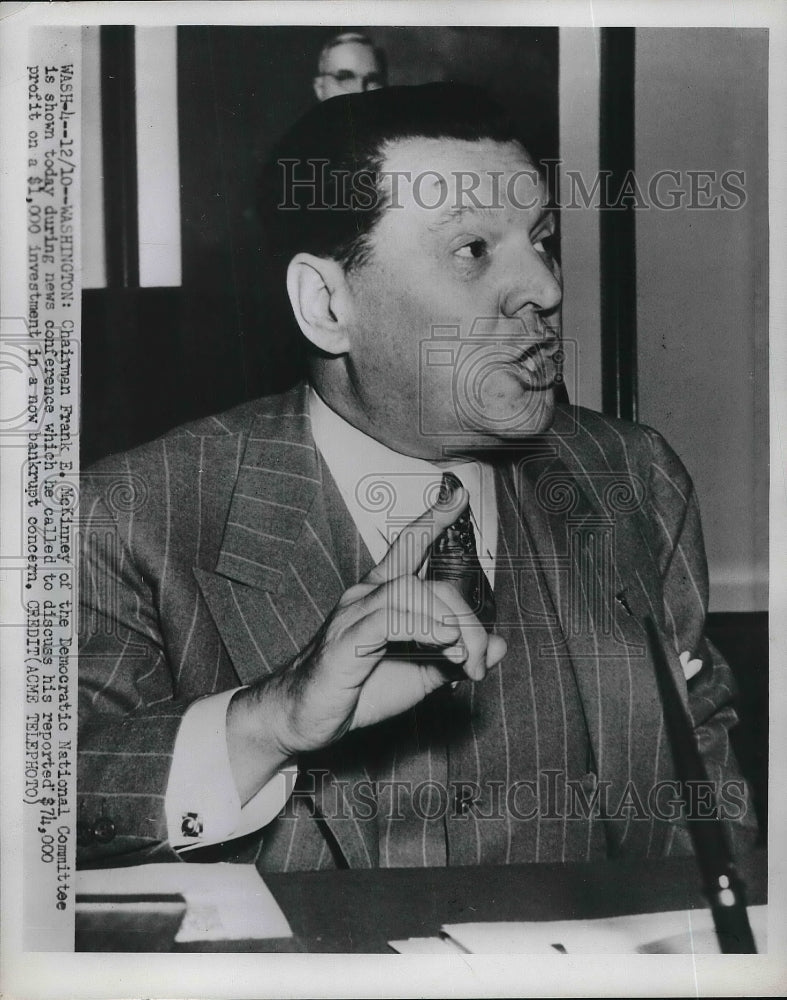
[77,482,186,865]
[642,426,759,854]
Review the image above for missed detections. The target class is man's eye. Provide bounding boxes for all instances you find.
[455,240,487,260]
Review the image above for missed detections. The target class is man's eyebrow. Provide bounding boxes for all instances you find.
[425,203,554,233]
[425,205,501,231]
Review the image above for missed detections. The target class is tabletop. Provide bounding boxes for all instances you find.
[182,846,767,953]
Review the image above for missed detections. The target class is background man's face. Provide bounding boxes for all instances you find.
[341,137,563,457]
[315,42,384,100]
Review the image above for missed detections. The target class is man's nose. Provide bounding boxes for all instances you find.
[501,244,563,319]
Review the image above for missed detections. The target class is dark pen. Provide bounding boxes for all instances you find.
[644,615,757,954]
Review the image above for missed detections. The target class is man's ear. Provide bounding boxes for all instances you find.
[313,76,325,101]
[286,253,352,355]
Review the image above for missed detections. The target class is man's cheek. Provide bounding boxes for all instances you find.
[461,369,555,435]
[464,367,524,416]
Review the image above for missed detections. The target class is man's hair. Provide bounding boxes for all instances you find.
[316,31,386,77]
[258,82,524,279]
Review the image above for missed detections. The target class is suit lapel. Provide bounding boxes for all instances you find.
[193,385,378,867]
[508,407,679,853]
[194,385,331,680]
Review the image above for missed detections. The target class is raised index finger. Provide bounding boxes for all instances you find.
[364,482,468,585]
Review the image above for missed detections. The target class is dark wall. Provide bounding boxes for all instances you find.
[81,26,559,466]
[705,612,768,840]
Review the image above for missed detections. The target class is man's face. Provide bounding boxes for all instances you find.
[314,43,384,101]
[341,137,563,458]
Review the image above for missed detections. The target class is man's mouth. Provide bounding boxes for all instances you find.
[517,340,561,387]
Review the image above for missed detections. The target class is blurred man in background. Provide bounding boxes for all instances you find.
[313,31,387,100]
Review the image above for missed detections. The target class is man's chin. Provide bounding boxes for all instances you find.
[436,387,557,455]
[473,384,557,437]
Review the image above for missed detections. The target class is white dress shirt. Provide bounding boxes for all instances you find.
[165,388,497,850]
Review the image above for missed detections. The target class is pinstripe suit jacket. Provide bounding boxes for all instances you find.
[77,383,756,870]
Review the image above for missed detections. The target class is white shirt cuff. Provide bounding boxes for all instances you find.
[165,688,297,851]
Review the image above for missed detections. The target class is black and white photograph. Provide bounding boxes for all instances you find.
[0,1,784,997]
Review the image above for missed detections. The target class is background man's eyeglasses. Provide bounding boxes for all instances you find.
[318,70,385,92]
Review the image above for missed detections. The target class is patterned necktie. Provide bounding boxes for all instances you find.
[426,472,496,632]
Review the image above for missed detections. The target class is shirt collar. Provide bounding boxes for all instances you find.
[308,387,496,573]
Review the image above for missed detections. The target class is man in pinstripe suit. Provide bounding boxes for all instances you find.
[78,84,757,873]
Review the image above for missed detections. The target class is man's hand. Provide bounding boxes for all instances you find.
[226,487,506,803]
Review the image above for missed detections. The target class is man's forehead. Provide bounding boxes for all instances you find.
[377,136,547,215]
[381,135,533,173]
[324,41,378,70]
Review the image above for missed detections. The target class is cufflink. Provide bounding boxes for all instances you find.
[93,814,116,844]
[181,811,203,838]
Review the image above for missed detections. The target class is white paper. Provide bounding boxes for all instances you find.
[439,904,768,955]
[77,863,292,942]
[388,936,467,955]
